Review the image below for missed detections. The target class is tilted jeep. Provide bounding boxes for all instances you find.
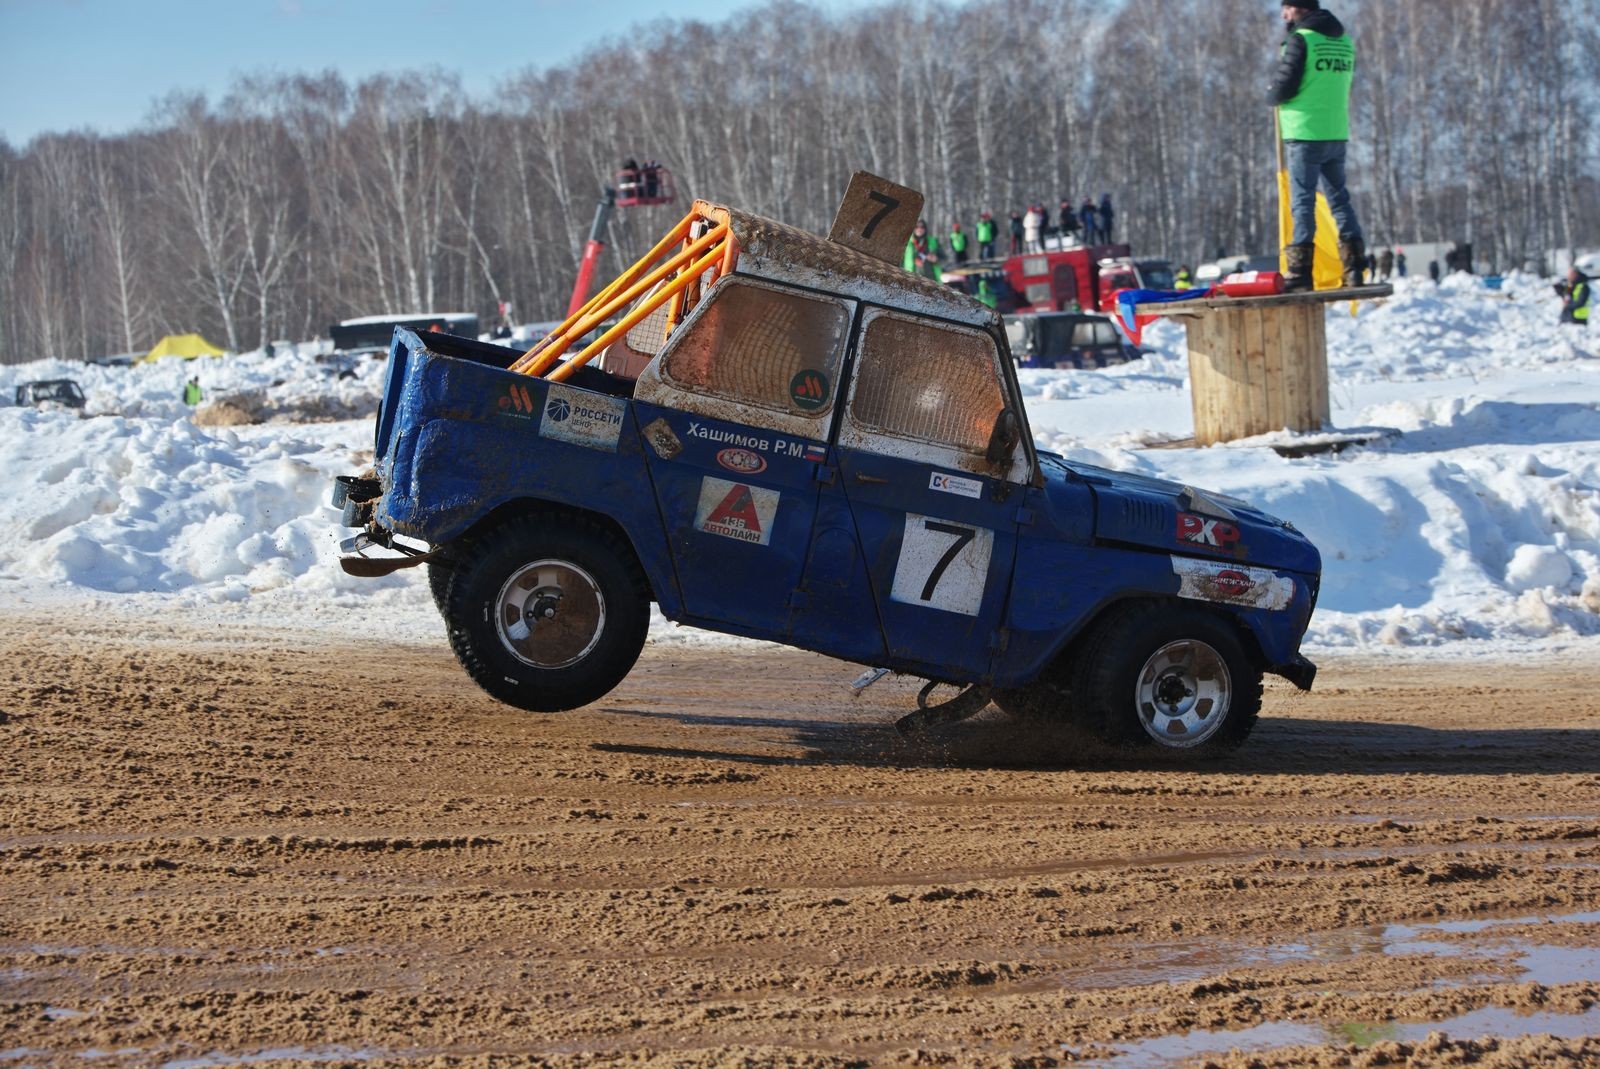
[333,186,1319,758]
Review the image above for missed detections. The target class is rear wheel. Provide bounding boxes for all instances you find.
[1071,603,1261,757]
[427,547,456,617]
[442,515,649,712]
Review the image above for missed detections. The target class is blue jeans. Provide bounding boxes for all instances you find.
[1285,139,1362,247]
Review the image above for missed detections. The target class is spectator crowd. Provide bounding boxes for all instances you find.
[904,193,1119,279]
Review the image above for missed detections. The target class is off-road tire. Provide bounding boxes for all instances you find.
[1070,602,1261,757]
[427,548,456,618]
[442,515,649,712]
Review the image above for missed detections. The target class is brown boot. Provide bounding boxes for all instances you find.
[1339,238,1366,288]
[1283,243,1315,292]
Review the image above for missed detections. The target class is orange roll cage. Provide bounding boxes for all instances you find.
[510,202,739,380]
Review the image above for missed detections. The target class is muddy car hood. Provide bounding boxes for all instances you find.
[1039,452,1321,577]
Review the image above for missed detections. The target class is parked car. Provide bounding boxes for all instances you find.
[329,313,479,354]
[14,379,86,410]
[332,199,1321,759]
[940,263,1019,313]
[1195,254,1280,288]
[1005,312,1141,369]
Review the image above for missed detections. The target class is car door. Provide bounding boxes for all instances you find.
[832,308,1031,683]
[631,277,881,659]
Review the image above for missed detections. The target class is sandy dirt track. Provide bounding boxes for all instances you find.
[3,608,1599,1068]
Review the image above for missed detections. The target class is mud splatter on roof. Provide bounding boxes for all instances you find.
[704,201,997,329]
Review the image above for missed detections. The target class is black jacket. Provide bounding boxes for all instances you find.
[1271,9,1347,105]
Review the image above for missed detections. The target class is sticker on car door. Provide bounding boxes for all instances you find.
[929,471,983,499]
[694,476,780,546]
[889,513,993,616]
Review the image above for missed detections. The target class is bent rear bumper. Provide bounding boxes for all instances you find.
[331,474,382,528]
[1272,654,1317,691]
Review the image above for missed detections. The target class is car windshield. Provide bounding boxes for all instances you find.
[1036,317,1102,355]
[36,382,83,402]
[1138,262,1176,290]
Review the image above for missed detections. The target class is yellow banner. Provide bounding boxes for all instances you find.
[1276,169,1344,291]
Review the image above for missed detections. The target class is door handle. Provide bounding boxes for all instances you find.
[854,472,890,485]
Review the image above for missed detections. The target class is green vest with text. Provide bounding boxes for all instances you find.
[976,218,996,244]
[1280,28,1354,141]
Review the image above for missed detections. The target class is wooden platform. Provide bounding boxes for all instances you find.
[1134,284,1393,317]
[1132,284,1393,446]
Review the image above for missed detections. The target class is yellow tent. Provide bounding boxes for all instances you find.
[142,333,225,363]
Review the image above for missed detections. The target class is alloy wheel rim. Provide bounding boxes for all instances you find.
[495,559,607,669]
[1134,638,1231,748]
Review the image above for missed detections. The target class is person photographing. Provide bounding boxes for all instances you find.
[1557,267,1592,327]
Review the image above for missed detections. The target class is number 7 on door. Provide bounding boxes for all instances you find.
[889,514,995,616]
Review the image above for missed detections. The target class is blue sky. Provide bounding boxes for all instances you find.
[0,0,881,145]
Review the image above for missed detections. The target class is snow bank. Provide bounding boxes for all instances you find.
[2,279,1597,658]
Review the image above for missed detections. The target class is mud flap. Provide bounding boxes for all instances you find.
[895,681,992,736]
[1273,655,1317,691]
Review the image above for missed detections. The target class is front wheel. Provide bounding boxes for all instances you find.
[443,515,649,712]
[1071,603,1262,757]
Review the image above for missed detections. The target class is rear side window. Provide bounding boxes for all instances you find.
[660,279,850,418]
[849,312,1005,456]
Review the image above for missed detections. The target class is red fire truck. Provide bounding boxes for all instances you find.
[1000,246,1176,314]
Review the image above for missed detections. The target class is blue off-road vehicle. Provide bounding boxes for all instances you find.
[333,194,1320,757]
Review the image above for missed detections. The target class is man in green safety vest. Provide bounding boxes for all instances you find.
[183,376,203,406]
[976,211,997,259]
[922,228,942,279]
[1558,267,1591,327]
[1271,0,1364,292]
[976,275,998,310]
[1174,266,1193,291]
[949,222,970,265]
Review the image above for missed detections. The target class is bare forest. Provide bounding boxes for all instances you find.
[1,0,1596,365]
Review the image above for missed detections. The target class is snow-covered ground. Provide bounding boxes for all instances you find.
[2,272,1597,660]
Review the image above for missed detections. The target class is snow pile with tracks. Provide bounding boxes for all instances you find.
[1,272,1597,655]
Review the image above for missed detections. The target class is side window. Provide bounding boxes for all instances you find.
[659,279,850,419]
[849,312,1006,456]
[1071,321,1096,347]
